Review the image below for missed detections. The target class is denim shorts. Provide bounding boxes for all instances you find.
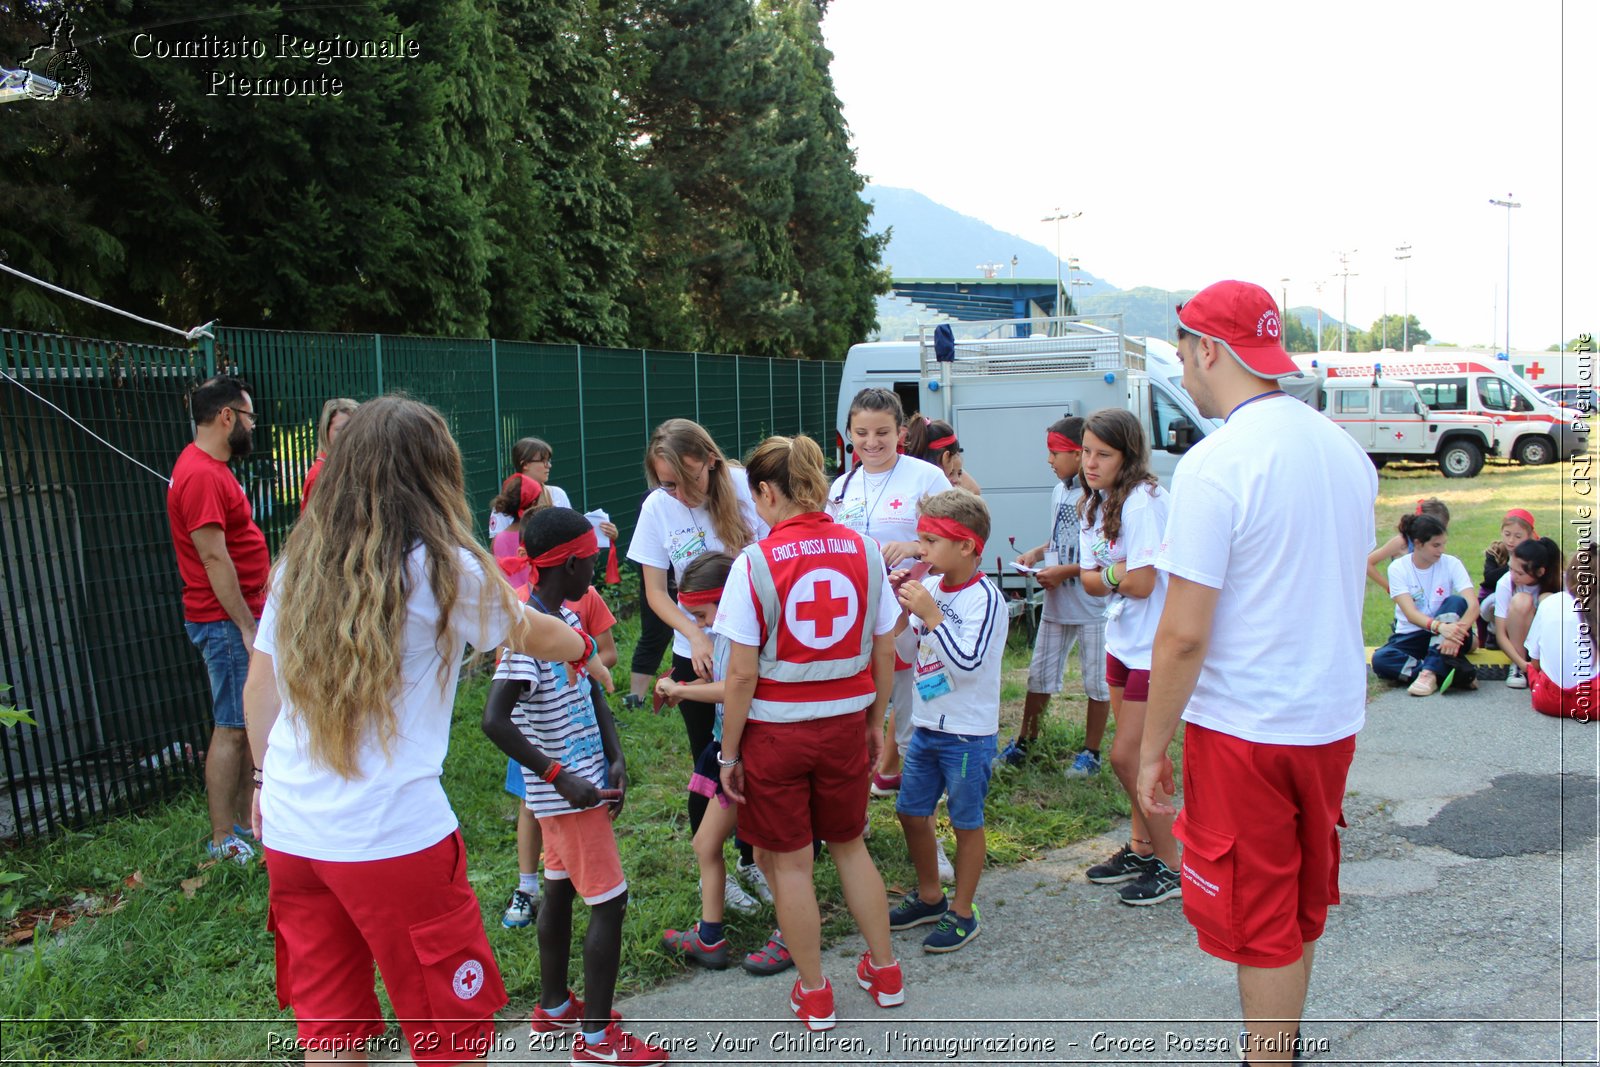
[185,619,252,729]
[895,727,997,830]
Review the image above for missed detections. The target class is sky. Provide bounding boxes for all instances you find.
[821,0,1596,350]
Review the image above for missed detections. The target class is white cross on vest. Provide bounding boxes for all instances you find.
[784,568,861,651]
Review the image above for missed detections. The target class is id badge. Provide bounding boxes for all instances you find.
[916,670,954,702]
[1103,597,1126,622]
[1043,551,1061,567]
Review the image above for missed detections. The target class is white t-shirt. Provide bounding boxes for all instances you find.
[1156,394,1377,745]
[826,456,951,548]
[1042,480,1106,626]
[1527,591,1597,690]
[1079,482,1169,670]
[627,478,767,657]
[256,547,517,861]
[715,548,901,723]
[893,574,1008,735]
[1388,553,1474,635]
[1491,570,1541,621]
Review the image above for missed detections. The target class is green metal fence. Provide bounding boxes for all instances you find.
[1,324,842,842]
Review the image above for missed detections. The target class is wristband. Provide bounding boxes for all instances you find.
[1105,561,1122,589]
[570,630,598,670]
[251,767,263,787]
[716,754,741,768]
[542,761,563,783]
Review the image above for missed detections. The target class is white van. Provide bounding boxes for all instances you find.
[836,316,1213,579]
[1294,355,1588,465]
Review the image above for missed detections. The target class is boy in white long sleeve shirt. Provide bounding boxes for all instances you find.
[886,490,1008,953]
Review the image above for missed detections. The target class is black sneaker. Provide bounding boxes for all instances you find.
[1085,844,1156,885]
[1118,858,1182,906]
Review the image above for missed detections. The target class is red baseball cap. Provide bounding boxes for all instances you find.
[1177,280,1301,379]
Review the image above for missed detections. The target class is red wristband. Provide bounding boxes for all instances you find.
[542,761,563,783]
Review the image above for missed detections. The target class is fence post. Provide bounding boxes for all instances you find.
[641,349,649,432]
[769,359,775,436]
[735,356,742,451]
[576,345,588,505]
[693,352,700,423]
[198,321,217,378]
[373,334,385,394]
[490,338,502,472]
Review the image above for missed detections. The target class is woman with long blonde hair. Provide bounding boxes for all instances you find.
[298,396,358,512]
[243,395,590,1066]
[626,417,768,913]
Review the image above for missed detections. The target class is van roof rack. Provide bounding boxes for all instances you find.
[917,314,1143,378]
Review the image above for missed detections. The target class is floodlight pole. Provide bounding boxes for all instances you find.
[1488,196,1520,358]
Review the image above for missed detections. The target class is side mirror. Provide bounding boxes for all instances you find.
[1415,402,1425,416]
[1166,418,1198,453]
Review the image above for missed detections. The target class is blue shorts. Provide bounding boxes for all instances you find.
[184,619,252,729]
[895,727,997,830]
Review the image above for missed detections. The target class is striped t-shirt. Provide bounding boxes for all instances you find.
[496,606,608,819]
[893,573,1008,736]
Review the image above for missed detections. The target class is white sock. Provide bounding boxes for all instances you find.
[518,871,540,895]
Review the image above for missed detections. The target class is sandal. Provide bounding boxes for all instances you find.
[742,930,794,976]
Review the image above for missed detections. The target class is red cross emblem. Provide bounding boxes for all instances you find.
[453,959,485,999]
[1393,431,1405,441]
[796,585,851,639]
[1435,586,1446,597]
[1526,361,1545,380]
[888,498,904,510]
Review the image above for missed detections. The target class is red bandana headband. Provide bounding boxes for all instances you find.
[677,587,723,608]
[1504,508,1537,536]
[500,473,543,518]
[917,515,985,557]
[927,434,958,451]
[507,528,599,585]
[1047,431,1081,453]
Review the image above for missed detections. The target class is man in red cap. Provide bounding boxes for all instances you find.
[1137,280,1378,1063]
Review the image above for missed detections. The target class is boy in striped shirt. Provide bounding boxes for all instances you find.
[481,507,668,1066]
[886,490,1008,954]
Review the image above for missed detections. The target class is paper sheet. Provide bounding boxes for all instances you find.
[585,509,611,547]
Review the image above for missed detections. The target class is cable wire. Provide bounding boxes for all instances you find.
[0,261,213,341]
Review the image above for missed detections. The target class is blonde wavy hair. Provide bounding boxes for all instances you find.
[743,434,831,513]
[272,395,517,779]
[645,419,754,551]
[316,397,360,454]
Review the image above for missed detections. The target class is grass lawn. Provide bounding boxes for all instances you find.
[1,451,1585,1062]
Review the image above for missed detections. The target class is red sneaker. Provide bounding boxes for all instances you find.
[789,977,836,1031]
[529,990,623,1034]
[570,1023,670,1065]
[855,950,905,1007]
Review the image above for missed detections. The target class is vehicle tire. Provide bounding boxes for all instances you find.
[1513,435,1555,466]
[1438,440,1484,478]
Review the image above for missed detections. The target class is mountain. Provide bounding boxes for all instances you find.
[863,184,1335,342]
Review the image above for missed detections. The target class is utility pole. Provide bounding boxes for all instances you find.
[1042,209,1082,322]
[1335,251,1359,353]
[1488,196,1521,357]
[1314,282,1325,352]
[1395,243,1412,351]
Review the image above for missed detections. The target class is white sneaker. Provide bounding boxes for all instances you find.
[935,838,954,884]
[1506,665,1528,689]
[737,861,774,904]
[721,873,760,916]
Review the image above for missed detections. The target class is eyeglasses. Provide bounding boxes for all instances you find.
[228,407,257,424]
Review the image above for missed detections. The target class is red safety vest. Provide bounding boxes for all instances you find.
[743,511,884,722]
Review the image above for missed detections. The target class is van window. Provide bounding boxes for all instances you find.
[1150,383,1191,447]
[1380,390,1415,415]
[1414,378,1467,411]
[1478,377,1533,412]
[1335,390,1370,415]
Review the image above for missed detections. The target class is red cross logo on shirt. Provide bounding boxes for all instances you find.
[1526,361,1545,380]
[888,498,904,510]
[796,585,852,639]
[1435,585,1446,598]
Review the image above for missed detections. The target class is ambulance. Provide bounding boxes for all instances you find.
[1290,354,1588,465]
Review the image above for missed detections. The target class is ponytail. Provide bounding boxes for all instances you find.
[1513,536,1564,595]
[745,435,830,513]
[1397,513,1446,546]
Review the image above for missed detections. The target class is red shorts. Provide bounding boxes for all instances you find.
[1105,653,1151,702]
[739,710,870,853]
[264,830,506,1065]
[1174,724,1356,969]
[1528,665,1599,722]
[540,805,628,904]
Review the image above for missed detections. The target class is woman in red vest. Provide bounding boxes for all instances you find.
[714,435,905,1033]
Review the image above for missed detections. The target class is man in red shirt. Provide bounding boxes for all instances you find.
[167,376,271,864]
